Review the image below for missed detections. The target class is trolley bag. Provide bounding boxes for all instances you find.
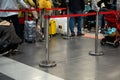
[24,14,36,43]
[49,20,56,35]
[52,18,67,35]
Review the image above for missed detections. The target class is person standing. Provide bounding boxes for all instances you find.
[97,0,112,29]
[69,0,85,37]
[0,0,29,42]
[59,0,67,14]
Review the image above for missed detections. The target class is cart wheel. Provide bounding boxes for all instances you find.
[100,38,106,45]
[113,41,119,48]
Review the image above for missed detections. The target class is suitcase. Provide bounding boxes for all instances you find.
[24,20,36,42]
[49,20,56,35]
[53,18,67,35]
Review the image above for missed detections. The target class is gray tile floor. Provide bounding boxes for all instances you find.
[1,35,120,80]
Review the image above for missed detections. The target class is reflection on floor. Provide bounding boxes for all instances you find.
[0,33,120,80]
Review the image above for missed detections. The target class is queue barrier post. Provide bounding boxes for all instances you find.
[62,0,70,39]
[39,15,56,67]
[89,11,104,56]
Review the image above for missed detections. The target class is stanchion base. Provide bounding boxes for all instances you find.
[39,61,56,68]
[89,51,104,56]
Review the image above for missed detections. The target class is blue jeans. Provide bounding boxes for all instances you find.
[69,10,82,35]
[98,8,108,28]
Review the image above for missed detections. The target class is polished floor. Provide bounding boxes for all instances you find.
[0,33,120,80]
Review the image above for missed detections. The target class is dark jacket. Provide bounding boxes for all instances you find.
[97,0,111,9]
[69,0,85,12]
[0,24,21,47]
[59,0,67,8]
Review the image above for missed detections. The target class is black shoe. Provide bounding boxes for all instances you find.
[69,34,75,37]
[77,33,84,36]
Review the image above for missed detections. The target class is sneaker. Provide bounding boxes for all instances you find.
[77,33,84,36]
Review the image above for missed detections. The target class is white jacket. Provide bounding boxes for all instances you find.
[0,0,29,17]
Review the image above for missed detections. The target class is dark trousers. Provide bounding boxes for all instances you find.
[0,15,24,39]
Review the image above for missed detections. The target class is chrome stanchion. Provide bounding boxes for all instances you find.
[42,8,46,36]
[63,0,70,39]
[39,15,56,67]
[89,11,104,56]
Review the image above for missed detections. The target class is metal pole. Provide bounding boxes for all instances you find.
[95,11,99,53]
[63,0,70,39]
[45,15,49,62]
[39,14,56,67]
[89,11,104,56]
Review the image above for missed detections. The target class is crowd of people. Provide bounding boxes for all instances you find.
[0,0,117,55]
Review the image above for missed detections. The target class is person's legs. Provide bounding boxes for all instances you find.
[10,15,24,40]
[69,11,75,36]
[76,10,83,35]
[98,14,103,28]
[98,8,108,28]
[101,15,105,28]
